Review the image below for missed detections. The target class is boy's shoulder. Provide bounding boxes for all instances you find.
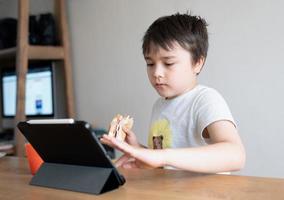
[194,85,223,100]
[193,85,228,109]
[177,85,222,102]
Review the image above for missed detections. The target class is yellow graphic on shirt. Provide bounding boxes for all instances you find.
[148,119,172,149]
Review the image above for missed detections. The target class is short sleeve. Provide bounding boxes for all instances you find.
[194,88,236,142]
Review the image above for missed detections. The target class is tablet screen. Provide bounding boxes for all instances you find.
[17,120,114,168]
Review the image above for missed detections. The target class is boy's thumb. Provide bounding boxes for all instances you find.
[123,126,130,133]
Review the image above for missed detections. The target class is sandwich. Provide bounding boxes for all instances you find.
[108,114,134,141]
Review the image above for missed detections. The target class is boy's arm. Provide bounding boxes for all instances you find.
[163,120,246,172]
[101,120,246,173]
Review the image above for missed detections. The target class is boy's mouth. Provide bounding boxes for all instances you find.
[155,83,167,88]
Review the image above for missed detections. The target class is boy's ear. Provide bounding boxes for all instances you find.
[193,57,205,74]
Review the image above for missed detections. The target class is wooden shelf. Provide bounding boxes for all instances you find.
[0,0,75,157]
[28,45,65,60]
[0,142,14,155]
[0,47,17,60]
[0,45,65,60]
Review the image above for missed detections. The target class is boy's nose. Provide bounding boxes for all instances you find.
[153,65,164,78]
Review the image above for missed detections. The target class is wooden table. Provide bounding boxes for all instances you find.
[0,156,283,200]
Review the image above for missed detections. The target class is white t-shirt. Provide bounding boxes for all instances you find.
[148,85,236,149]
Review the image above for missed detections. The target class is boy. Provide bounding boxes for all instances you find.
[101,13,246,173]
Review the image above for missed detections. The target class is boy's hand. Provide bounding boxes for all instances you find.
[123,127,141,147]
[100,134,165,168]
[115,154,154,169]
[102,127,140,148]
[100,134,133,153]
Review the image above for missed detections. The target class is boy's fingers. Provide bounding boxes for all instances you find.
[100,134,117,148]
[100,137,112,146]
[101,134,130,152]
[122,126,129,132]
[101,134,116,144]
[115,154,131,167]
[102,134,113,140]
[101,134,137,157]
[100,135,111,143]
[123,127,133,135]
[122,163,133,169]
[122,160,139,169]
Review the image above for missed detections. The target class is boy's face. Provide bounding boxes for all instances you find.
[144,42,203,99]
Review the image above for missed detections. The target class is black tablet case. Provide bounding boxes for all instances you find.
[17,121,125,195]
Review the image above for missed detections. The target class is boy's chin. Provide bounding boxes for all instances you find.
[156,90,167,98]
[157,91,177,99]
[165,95,178,100]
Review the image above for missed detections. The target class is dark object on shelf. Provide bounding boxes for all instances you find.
[29,13,58,45]
[0,129,14,141]
[29,15,41,44]
[0,18,17,49]
[0,13,58,49]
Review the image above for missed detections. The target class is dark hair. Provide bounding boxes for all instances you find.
[142,12,208,65]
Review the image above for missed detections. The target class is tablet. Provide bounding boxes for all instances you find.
[17,119,125,186]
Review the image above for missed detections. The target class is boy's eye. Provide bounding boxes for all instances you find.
[146,63,154,67]
[165,63,174,67]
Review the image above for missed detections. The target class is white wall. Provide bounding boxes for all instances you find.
[0,0,53,18]
[67,0,284,178]
[1,0,283,178]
